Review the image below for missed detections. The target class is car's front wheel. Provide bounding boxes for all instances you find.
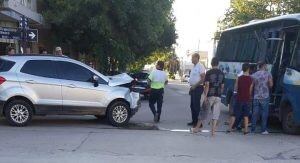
[4,100,33,127]
[107,101,130,127]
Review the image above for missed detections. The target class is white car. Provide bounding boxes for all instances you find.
[0,55,140,127]
[181,74,190,82]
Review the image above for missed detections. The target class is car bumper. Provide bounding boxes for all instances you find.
[130,99,141,117]
[129,92,141,116]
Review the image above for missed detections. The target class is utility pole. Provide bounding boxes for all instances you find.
[197,39,200,52]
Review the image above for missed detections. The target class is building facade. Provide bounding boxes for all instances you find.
[0,0,43,54]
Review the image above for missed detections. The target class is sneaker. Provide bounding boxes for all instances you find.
[261,131,269,135]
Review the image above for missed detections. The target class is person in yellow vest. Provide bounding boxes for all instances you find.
[148,61,168,123]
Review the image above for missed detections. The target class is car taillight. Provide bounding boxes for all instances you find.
[0,76,6,85]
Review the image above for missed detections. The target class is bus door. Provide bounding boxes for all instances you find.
[282,28,300,126]
[270,28,298,111]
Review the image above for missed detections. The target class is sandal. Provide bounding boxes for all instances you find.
[190,128,200,133]
[244,131,250,135]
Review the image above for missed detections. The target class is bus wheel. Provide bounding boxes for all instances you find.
[282,106,300,135]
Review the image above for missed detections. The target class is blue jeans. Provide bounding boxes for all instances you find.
[251,98,270,132]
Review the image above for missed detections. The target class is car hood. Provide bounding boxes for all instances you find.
[108,73,134,87]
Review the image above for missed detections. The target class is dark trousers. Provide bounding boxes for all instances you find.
[190,86,204,124]
[233,101,250,129]
[149,88,164,116]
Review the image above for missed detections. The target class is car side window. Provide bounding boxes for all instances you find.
[56,61,93,82]
[20,60,57,78]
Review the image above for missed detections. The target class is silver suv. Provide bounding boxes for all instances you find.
[0,55,140,127]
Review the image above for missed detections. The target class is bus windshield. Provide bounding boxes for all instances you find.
[292,37,300,70]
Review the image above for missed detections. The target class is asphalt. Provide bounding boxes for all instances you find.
[0,80,299,163]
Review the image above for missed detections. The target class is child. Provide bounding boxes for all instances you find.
[228,63,253,134]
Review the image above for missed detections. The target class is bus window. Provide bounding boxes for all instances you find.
[292,40,300,70]
[281,32,297,70]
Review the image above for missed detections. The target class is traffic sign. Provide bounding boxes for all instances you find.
[27,29,38,42]
[0,26,38,42]
[0,26,20,40]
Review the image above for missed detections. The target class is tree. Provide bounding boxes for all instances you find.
[128,50,174,72]
[39,0,176,73]
[218,0,300,30]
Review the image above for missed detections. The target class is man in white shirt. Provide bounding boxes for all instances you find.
[188,53,206,126]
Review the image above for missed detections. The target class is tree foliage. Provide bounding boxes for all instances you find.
[218,0,300,30]
[39,0,176,73]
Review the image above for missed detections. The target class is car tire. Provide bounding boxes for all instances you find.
[4,100,33,127]
[107,101,130,127]
[282,106,300,135]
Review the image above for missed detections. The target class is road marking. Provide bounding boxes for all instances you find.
[159,127,210,133]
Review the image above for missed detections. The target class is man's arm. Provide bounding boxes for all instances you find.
[268,75,273,88]
[249,83,254,97]
[234,78,238,92]
[221,83,225,95]
[203,81,209,101]
[148,72,153,85]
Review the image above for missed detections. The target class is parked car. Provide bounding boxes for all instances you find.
[129,71,150,99]
[181,74,190,82]
[0,55,140,127]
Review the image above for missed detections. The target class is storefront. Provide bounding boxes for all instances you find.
[0,0,43,55]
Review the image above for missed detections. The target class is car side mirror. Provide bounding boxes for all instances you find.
[92,75,99,87]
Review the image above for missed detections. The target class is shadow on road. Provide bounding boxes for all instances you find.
[0,116,158,130]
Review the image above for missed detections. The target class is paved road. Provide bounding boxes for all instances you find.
[0,80,299,163]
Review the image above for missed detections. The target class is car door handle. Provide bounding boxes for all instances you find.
[66,84,76,88]
[25,80,37,84]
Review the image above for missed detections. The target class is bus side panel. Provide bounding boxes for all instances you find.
[282,84,300,124]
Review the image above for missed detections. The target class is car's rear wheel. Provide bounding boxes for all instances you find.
[4,100,33,127]
[107,101,130,127]
[282,105,300,135]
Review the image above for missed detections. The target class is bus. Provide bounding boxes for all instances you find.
[216,14,300,134]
